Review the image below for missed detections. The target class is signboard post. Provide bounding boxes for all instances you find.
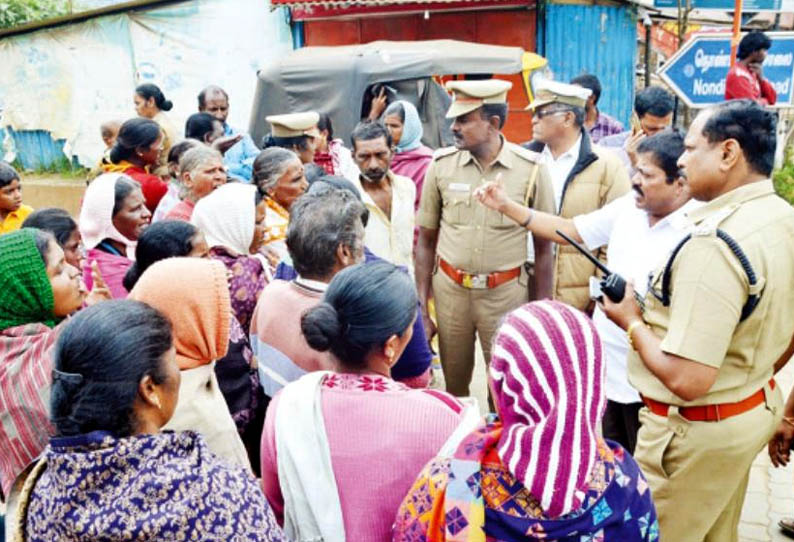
[657,32,794,107]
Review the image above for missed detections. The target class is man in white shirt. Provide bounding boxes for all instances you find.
[350,121,415,271]
[523,79,630,311]
[475,129,698,452]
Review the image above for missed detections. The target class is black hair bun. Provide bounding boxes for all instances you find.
[301,302,341,352]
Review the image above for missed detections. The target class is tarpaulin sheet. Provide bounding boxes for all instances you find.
[0,0,293,167]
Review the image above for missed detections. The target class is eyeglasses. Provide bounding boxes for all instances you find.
[534,107,573,119]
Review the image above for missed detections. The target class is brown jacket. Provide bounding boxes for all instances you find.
[526,131,630,311]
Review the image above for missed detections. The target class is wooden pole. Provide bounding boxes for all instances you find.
[730,0,743,67]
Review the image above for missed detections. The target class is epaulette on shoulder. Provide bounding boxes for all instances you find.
[432,146,459,161]
[510,144,542,164]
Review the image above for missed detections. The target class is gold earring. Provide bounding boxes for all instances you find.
[152,395,162,410]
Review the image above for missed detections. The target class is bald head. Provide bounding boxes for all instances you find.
[198,85,230,123]
[100,120,121,148]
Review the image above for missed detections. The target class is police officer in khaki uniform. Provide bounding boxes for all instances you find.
[525,79,630,312]
[602,101,794,542]
[415,79,556,397]
[265,111,321,164]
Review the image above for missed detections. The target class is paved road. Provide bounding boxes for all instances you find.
[739,360,794,542]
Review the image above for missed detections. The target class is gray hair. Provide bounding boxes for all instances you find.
[571,105,586,128]
[178,145,222,177]
[253,147,299,194]
[286,189,366,280]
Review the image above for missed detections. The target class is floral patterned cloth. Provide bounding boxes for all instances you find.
[210,246,267,331]
[24,430,285,542]
[393,416,658,542]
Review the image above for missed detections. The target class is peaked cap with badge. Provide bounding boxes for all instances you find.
[266,112,321,138]
[445,79,513,119]
[526,79,591,111]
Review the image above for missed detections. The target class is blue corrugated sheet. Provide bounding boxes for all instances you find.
[4,127,70,170]
[543,3,637,127]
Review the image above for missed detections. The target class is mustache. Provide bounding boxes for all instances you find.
[632,184,644,197]
[361,169,387,182]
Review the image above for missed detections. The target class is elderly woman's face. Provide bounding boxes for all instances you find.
[184,157,226,201]
[269,159,308,211]
[112,187,151,241]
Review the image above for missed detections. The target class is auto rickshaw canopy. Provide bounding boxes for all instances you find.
[249,39,548,148]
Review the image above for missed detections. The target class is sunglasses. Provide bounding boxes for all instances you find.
[534,107,573,119]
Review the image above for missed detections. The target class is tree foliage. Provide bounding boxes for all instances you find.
[773,148,794,206]
[0,0,70,30]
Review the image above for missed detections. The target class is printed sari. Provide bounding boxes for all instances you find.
[393,416,659,542]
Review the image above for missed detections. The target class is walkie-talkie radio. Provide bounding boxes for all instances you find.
[555,230,644,310]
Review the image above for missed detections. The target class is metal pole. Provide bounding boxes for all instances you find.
[730,0,743,67]
[644,23,652,87]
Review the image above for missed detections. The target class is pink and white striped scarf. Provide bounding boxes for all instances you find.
[489,300,606,518]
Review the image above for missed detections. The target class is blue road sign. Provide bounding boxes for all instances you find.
[654,0,781,10]
[658,32,794,108]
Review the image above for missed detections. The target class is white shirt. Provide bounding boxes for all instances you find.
[541,135,582,212]
[573,193,702,403]
[354,171,416,271]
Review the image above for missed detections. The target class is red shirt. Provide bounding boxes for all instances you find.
[164,199,196,222]
[725,62,777,105]
[121,165,169,212]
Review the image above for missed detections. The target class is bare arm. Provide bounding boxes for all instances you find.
[501,198,582,244]
[474,179,582,244]
[415,226,439,343]
[769,385,794,467]
[600,282,719,401]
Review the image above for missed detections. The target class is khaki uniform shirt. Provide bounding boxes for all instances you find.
[417,138,555,274]
[629,180,794,406]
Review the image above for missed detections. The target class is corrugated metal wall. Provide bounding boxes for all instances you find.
[543,3,637,127]
[3,127,70,170]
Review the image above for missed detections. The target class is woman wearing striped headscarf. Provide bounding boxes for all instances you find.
[393,300,658,542]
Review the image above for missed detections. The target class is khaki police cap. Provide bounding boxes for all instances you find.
[526,79,591,111]
[445,79,513,119]
[266,112,321,138]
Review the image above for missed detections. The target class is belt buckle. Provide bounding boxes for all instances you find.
[462,273,488,289]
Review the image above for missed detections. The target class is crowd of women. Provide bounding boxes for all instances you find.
[0,82,658,542]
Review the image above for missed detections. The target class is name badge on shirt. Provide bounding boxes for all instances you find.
[448,183,470,193]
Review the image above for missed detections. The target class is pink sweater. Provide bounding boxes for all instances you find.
[261,373,464,541]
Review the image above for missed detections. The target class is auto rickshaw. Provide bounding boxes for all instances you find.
[248,39,550,149]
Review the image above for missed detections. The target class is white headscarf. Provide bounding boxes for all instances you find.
[191,183,257,256]
[78,173,139,258]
